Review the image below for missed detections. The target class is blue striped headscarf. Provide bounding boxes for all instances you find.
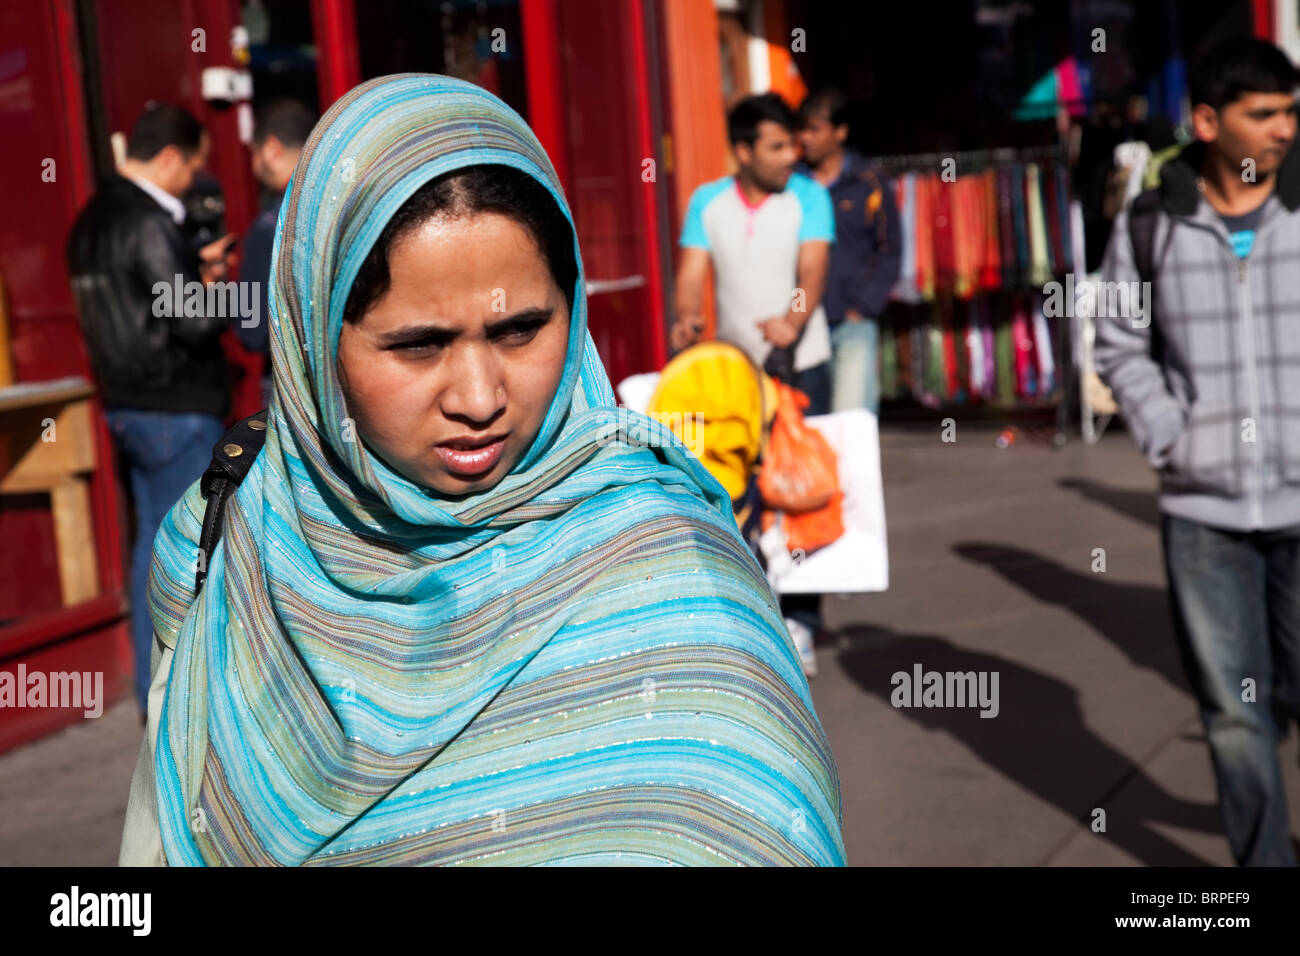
[148,74,844,865]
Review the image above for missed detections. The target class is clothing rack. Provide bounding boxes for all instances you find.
[873,143,1066,171]
[872,142,1077,430]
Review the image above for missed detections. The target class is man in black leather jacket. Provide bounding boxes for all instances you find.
[67,104,234,717]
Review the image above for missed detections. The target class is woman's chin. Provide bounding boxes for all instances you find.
[417,457,512,497]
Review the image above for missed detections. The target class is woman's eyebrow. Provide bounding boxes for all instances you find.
[374,308,554,346]
[484,307,554,333]
[375,323,458,346]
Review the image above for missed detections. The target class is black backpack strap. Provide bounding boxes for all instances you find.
[1126,189,1165,362]
[195,408,269,595]
[1127,188,1162,285]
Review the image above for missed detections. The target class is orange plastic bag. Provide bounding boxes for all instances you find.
[758,382,844,554]
[758,382,839,511]
[763,491,845,556]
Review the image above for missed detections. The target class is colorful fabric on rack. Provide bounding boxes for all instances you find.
[898,317,914,395]
[949,178,971,299]
[1043,165,1065,276]
[910,322,926,399]
[997,167,1016,290]
[914,175,935,301]
[1009,164,1030,287]
[1032,296,1056,395]
[923,307,946,405]
[966,303,986,397]
[1069,198,1087,278]
[880,312,899,398]
[981,303,996,399]
[950,302,970,403]
[892,174,922,304]
[980,170,1002,291]
[1011,296,1038,397]
[995,312,1015,403]
[932,178,956,296]
[941,300,960,399]
[1026,164,1052,286]
[960,176,986,300]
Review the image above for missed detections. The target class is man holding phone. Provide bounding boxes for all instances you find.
[67,104,234,718]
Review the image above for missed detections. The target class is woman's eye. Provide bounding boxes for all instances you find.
[495,321,545,344]
[395,338,442,354]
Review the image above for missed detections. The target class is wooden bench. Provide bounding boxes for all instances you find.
[0,377,99,607]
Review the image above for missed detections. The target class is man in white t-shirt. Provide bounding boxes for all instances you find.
[671,93,835,414]
[671,94,835,675]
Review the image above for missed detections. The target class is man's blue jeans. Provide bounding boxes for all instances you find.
[830,318,879,416]
[105,408,226,713]
[1162,514,1300,866]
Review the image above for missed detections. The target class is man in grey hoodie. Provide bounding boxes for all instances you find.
[1097,36,1300,866]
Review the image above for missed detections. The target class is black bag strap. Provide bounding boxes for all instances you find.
[1127,188,1162,286]
[194,408,269,595]
[1126,189,1165,363]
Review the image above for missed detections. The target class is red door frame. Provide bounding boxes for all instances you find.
[519,0,668,377]
[1253,0,1275,39]
[520,0,572,193]
[311,0,361,109]
[625,0,669,372]
[0,0,132,752]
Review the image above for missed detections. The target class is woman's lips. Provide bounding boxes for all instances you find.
[434,436,507,478]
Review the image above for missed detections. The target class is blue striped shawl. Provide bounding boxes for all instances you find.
[148,74,845,865]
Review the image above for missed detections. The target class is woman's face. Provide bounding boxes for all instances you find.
[337,211,570,496]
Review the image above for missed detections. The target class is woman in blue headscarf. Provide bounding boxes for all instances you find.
[120,74,844,866]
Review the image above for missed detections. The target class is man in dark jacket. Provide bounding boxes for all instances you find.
[238,99,316,405]
[67,104,233,716]
[797,88,902,415]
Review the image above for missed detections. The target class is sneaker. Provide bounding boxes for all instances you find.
[785,617,818,677]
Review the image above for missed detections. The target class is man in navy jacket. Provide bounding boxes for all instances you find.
[797,88,902,415]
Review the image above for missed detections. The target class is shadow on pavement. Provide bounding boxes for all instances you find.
[1058,477,1160,530]
[952,541,1187,696]
[837,624,1221,865]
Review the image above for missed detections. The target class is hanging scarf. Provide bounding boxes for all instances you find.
[978,169,1001,292]
[914,175,936,301]
[996,167,1017,290]
[148,74,844,866]
[932,178,956,295]
[892,174,921,305]
[1026,163,1052,286]
[1010,163,1031,287]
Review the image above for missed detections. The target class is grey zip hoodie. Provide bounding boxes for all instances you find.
[1096,141,1300,531]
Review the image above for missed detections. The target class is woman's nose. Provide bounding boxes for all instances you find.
[441,346,506,424]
